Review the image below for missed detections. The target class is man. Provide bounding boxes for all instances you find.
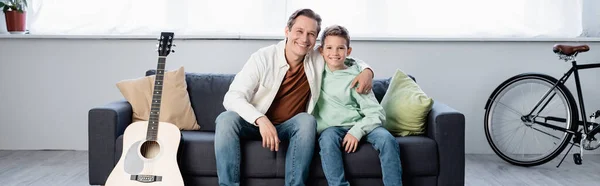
[214,8,375,186]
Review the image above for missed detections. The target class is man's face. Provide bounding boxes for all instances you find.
[285,15,319,59]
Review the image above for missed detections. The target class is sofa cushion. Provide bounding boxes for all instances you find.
[310,135,438,178]
[117,66,200,130]
[372,78,391,103]
[381,69,433,136]
[161,131,438,178]
[176,131,291,177]
[184,73,234,132]
[178,131,218,176]
[146,71,234,132]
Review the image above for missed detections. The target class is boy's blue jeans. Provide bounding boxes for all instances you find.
[318,126,403,186]
[214,111,317,186]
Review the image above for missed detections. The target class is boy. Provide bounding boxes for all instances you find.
[314,25,403,186]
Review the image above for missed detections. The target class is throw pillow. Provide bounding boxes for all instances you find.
[381,69,433,136]
[116,66,200,130]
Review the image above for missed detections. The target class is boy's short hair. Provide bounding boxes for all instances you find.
[320,25,350,48]
[287,9,322,34]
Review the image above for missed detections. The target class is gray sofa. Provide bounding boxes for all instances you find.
[88,70,465,186]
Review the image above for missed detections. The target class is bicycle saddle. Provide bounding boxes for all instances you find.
[553,44,590,56]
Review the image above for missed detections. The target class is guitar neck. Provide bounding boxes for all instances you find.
[147,56,166,141]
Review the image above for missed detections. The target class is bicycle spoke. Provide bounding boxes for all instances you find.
[491,115,521,126]
[495,127,523,147]
[498,125,524,152]
[490,99,523,117]
[520,126,528,158]
[537,97,562,117]
[520,85,528,115]
[527,125,559,153]
[529,125,563,141]
[532,126,543,150]
[493,120,524,135]
[535,92,557,116]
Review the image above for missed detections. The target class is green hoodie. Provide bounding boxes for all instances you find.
[314,58,386,141]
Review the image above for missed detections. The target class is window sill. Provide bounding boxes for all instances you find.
[2,33,600,42]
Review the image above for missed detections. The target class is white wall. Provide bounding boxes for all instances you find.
[1,37,600,155]
[1,0,600,154]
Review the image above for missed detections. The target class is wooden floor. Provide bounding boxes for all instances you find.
[0,150,88,186]
[465,154,600,186]
[0,150,598,186]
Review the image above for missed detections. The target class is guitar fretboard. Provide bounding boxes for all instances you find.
[147,57,166,141]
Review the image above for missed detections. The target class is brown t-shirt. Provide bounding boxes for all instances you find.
[265,63,311,125]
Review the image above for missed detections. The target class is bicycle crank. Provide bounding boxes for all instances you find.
[570,134,586,165]
[581,136,600,150]
[572,133,600,166]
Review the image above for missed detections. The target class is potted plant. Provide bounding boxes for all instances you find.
[0,0,28,34]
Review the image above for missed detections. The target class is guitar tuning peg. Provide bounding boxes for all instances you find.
[172,44,177,47]
[171,49,175,53]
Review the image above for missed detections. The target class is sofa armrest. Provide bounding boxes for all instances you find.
[88,100,132,185]
[426,101,465,186]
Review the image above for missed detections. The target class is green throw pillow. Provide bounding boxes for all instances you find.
[381,69,434,136]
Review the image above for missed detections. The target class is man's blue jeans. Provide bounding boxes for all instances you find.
[318,126,403,186]
[214,111,317,186]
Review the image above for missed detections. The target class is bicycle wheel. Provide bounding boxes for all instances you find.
[484,73,579,167]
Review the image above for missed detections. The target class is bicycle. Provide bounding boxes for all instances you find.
[483,44,600,168]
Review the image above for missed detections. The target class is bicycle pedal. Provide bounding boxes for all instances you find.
[573,153,582,165]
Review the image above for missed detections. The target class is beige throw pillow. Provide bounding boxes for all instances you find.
[116,66,200,130]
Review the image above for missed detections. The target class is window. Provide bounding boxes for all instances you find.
[24,0,586,38]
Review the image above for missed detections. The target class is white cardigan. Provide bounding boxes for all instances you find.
[223,39,370,125]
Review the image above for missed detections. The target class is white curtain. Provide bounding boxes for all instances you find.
[26,0,583,38]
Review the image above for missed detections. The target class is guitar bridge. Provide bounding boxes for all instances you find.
[131,174,162,183]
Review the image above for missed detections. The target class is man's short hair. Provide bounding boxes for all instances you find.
[287,9,322,34]
[320,25,350,47]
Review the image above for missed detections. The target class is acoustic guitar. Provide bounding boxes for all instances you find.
[105,32,184,186]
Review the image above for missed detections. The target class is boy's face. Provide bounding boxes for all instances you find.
[319,36,352,66]
[285,15,319,59]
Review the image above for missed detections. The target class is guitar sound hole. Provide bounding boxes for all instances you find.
[140,140,161,159]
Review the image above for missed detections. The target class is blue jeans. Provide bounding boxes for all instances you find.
[318,126,403,186]
[214,111,317,186]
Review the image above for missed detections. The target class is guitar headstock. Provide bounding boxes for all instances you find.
[157,32,175,57]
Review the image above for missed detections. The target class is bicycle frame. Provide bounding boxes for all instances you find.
[527,59,600,140]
